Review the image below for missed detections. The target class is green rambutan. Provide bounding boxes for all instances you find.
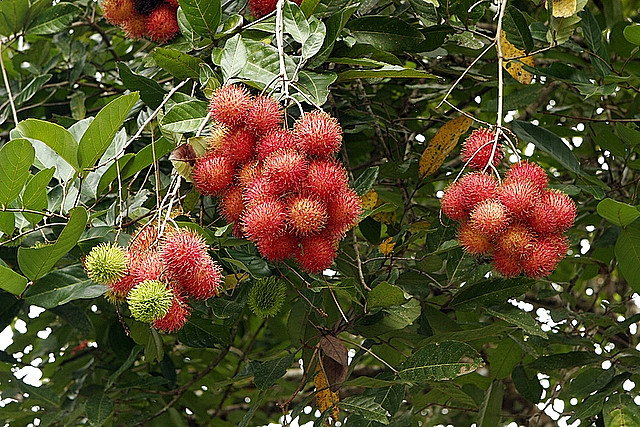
[85,243,128,285]
[127,280,173,323]
[247,277,287,318]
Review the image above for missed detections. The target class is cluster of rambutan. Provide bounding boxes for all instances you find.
[441,129,576,278]
[101,0,180,43]
[190,84,362,274]
[85,226,223,332]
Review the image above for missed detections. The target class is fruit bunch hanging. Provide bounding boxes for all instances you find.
[441,128,576,278]
[84,226,223,332]
[191,84,363,274]
[101,0,180,43]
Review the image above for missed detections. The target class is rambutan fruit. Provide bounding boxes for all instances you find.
[324,188,363,238]
[492,248,522,278]
[238,161,263,189]
[247,277,287,318]
[221,185,245,223]
[101,0,137,25]
[458,172,499,213]
[495,222,535,258]
[153,294,190,332]
[127,280,173,323]
[461,128,502,170]
[520,239,559,278]
[256,232,301,262]
[177,258,224,300]
[165,0,179,7]
[131,252,163,283]
[161,229,210,278]
[294,110,342,158]
[209,85,252,128]
[505,161,548,191]
[221,127,257,165]
[539,234,570,262]
[528,190,576,234]
[263,149,308,193]
[122,14,148,39]
[145,4,180,43]
[245,95,283,137]
[498,179,540,219]
[243,177,277,208]
[192,153,235,196]
[248,0,301,18]
[132,0,163,15]
[128,225,159,255]
[457,222,493,255]
[84,243,128,285]
[256,129,295,161]
[108,253,139,295]
[469,199,509,235]
[287,195,328,236]
[305,160,349,199]
[298,234,337,273]
[208,124,228,154]
[242,200,287,241]
[441,181,468,222]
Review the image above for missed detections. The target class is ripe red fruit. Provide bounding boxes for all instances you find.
[520,239,559,278]
[298,235,337,273]
[221,127,257,165]
[242,200,287,241]
[192,153,235,196]
[492,248,522,278]
[122,14,148,39]
[256,129,295,161]
[209,85,253,128]
[221,185,244,223]
[249,0,302,18]
[177,258,224,300]
[325,188,363,238]
[441,181,468,222]
[145,4,180,43]
[457,222,493,255]
[161,229,210,278]
[458,172,499,212]
[237,161,262,189]
[498,179,540,219]
[495,222,535,258]
[469,199,509,235]
[131,252,163,283]
[528,190,576,234]
[257,232,301,262]
[263,149,308,193]
[245,95,283,137]
[294,110,342,158]
[539,233,569,262]
[128,226,159,255]
[153,294,191,332]
[462,128,502,170]
[287,195,328,236]
[243,177,278,208]
[305,160,349,199]
[102,0,137,25]
[505,161,548,191]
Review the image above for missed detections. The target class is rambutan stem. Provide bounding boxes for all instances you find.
[275,0,289,98]
[0,41,18,124]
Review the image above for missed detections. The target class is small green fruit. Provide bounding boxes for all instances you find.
[127,280,173,323]
[85,243,127,285]
[247,277,287,318]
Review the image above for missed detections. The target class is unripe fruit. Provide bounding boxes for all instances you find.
[498,179,540,219]
[221,185,245,223]
[256,232,301,261]
[209,85,252,128]
[298,235,337,273]
[221,127,256,165]
[127,280,173,323]
[245,95,283,137]
[294,110,342,158]
[462,128,502,170]
[457,222,493,255]
[243,200,287,241]
[263,149,308,193]
[287,195,328,236]
[256,129,295,161]
[469,199,509,235]
[153,294,190,332]
[85,243,128,285]
[192,153,235,196]
[505,161,548,191]
[305,160,349,199]
[145,4,180,43]
[247,277,287,318]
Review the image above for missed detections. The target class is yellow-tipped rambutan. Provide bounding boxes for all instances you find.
[256,129,295,161]
[238,160,263,189]
[287,195,328,236]
[461,128,502,170]
[505,161,548,191]
[122,14,148,39]
[242,200,287,241]
[101,0,137,25]
[263,149,308,193]
[298,234,337,273]
[192,153,235,196]
[145,4,180,43]
[246,95,283,137]
[294,110,342,158]
[469,199,509,235]
[457,222,493,255]
[221,185,245,223]
[209,85,252,128]
[495,222,535,258]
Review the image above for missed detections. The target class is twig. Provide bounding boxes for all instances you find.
[0,40,18,124]
[275,0,289,98]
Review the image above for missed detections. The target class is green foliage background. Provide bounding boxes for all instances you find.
[0,0,640,425]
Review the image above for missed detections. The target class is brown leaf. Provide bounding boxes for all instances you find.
[320,335,348,392]
[169,143,198,166]
[419,115,472,177]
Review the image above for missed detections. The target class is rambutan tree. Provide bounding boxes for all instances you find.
[1,0,640,425]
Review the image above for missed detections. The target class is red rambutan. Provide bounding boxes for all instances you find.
[528,190,576,234]
[469,199,509,235]
[305,159,349,199]
[539,233,570,262]
[101,0,137,25]
[256,129,295,161]
[505,161,548,191]
[243,177,277,207]
[520,239,559,278]
[458,172,499,212]
[128,225,159,255]
[245,95,283,137]
[325,188,363,238]
[131,252,163,283]
[177,258,224,300]
[161,229,210,278]
[498,179,541,219]
[263,149,308,193]
[461,128,502,170]
[153,294,191,332]
[457,222,493,255]
[294,110,342,158]
[492,248,522,278]
[287,195,328,236]
[208,125,228,154]
[242,200,287,241]
[298,234,337,273]
[145,4,180,43]
[221,127,257,165]
[249,0,302,18]
[221,185,245,223]
[237,161,262,189]
[209,85,252,128]
[495,222,535,258]
[192,153,235,196]
[121,14,148,39]
[256,232,301,262]
[441,181,468,222]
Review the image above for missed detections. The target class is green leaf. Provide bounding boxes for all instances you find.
[487,338,522,380]
[15,118,79,171]
[512,365,542,403]
[346,17,425,52]
[96,153,134,196]
[567,393,606,424]
[597,198,640,226]
[106,345,143,389]
[0,0,30,35]
[604,393,640,427]
[484,306,547,338]
[119,137,174,182]
[0,265,28,295]
[18,381,60,408]
[178,0,221,38]
[117,63,166,109]
[624,24,640,45]
[569,368,615,398]
[367,282,407,309]
[0,211,14,236]
[85,392,114,426]
[13,74,52,107]
[353,166,379,196]
[616,123,640,146]
[580,8,610,76]
[21,167,55,224]
[503,6,534,51]
[175,316,230,347]
[511,120,582,176]
[17,206,88,281]
[302,19,326,59]
[477,380,504,427]
[239,390,266,427]
[295,70,337,106]
[398,341,483,382]
[252,354,294,390]
[77,93,139,170]
[615,219,640,293]
[161,100,208,133]
[153,47,204,80]
[309,4,358,67]
[528,351,603,371]
[128,321,164,363]
[341,395,390,425]
[27,2,81,35]
[283,0,310,44]
[240,39,297,88]
[0,138,35,207]
[23,265,106,308]
[336,66,437,82]
[220,34,247,81]
[449,278,533,310]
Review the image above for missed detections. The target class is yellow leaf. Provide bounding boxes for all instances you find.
[314,367,339,423]
[500,31,534,85]
[379,237,395,255]
[546,0,577,17]
[372,210,396,224]
[419,115,472,177]
[361,189,378,210]
[224,272,250,289]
